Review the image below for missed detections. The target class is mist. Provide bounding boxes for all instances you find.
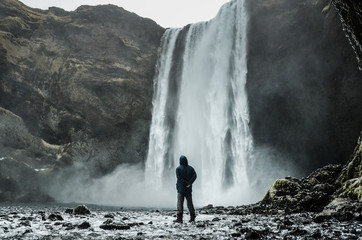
[43,0,361,208]
[48,164,173,208]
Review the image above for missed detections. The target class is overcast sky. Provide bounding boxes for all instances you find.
[19,0,231,28]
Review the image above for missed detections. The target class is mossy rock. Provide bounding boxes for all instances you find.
[339,177,362,201]
[339,133,362,182]
[337,133,362,202]
[263,179,301,200]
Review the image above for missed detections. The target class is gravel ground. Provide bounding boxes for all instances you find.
[0,203,361,239]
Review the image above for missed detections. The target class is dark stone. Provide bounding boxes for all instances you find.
[22,229,32,235]
[234,222,242,227]
[290,228,308,236]
[65,208,73,214]
[63,222,74,230]
[212,217,220,222]
[354,213,362,221]
[278,225,288,231]
[334,230,342,237]
[332,211,354,221]
[74,205,90,215]
[128,222,140,227]
[196,222,206,228]
[78,221,91,229]
[245,229,260,239]
[311,230,322,238]
[19,221,31,227]
[231,232,241,237]
[201,204,213,210]
[48,213,64,221]
[104,213,114,218]
[283,219,293,226]
[99,224,131,230]
[313,215,331,223]
[103,219,113,225]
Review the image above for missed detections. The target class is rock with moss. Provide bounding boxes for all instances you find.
[337,132,362,201]
[339,132,362,182]
[314,197,362,222]
[262,165,343,213]
[339,178,362,201]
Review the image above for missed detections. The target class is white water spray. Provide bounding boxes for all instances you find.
[146,0,255,206]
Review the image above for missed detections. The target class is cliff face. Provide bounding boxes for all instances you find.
[0,0,164,201]
[247,0,362,175]
[333,0,362,71]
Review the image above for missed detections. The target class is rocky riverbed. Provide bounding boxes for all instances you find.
[0,203,361,239]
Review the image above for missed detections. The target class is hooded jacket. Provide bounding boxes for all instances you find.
[176,155,197,196]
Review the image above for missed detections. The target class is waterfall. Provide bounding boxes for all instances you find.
[145,0,254,205]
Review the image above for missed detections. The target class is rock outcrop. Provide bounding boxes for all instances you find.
[333,0,362,70]
[262,164,343,213]
[0,0,164,201]
[247,0,362,176]
[337,132,362,201]
[260,133,362,214]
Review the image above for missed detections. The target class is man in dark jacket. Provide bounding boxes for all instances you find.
[174,155,197,223]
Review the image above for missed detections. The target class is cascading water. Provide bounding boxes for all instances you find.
[145,0,254,206]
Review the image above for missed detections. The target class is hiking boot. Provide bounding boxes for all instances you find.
[173,218,183,223]
[189,214,196,222]
[173,214,183,223]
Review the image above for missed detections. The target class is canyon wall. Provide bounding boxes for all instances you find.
[246,0,362,175]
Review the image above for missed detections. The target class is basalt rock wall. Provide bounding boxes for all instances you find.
[246,0,362,175]
[333,0,362,71]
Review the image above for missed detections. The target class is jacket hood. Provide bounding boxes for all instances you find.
[180,155,188,166]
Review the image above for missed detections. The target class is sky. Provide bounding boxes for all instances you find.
[19,0,231,28]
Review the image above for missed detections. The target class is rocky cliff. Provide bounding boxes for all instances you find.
[0,0,164,201]
[247,0,362,176]
[333,0,362,70]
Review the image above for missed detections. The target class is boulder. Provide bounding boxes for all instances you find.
[48,213,64,221]
[74,205,90,215]
[99,223,131,230]
[78,221,91,229]
[262,165,343,213]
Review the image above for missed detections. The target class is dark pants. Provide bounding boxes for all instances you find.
[177,193,195,219]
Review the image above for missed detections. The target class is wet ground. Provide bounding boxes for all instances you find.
[0,203,361,239]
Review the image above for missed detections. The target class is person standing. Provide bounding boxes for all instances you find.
[174,155,197,223]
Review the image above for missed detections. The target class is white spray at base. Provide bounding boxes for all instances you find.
[145,0,255,206]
